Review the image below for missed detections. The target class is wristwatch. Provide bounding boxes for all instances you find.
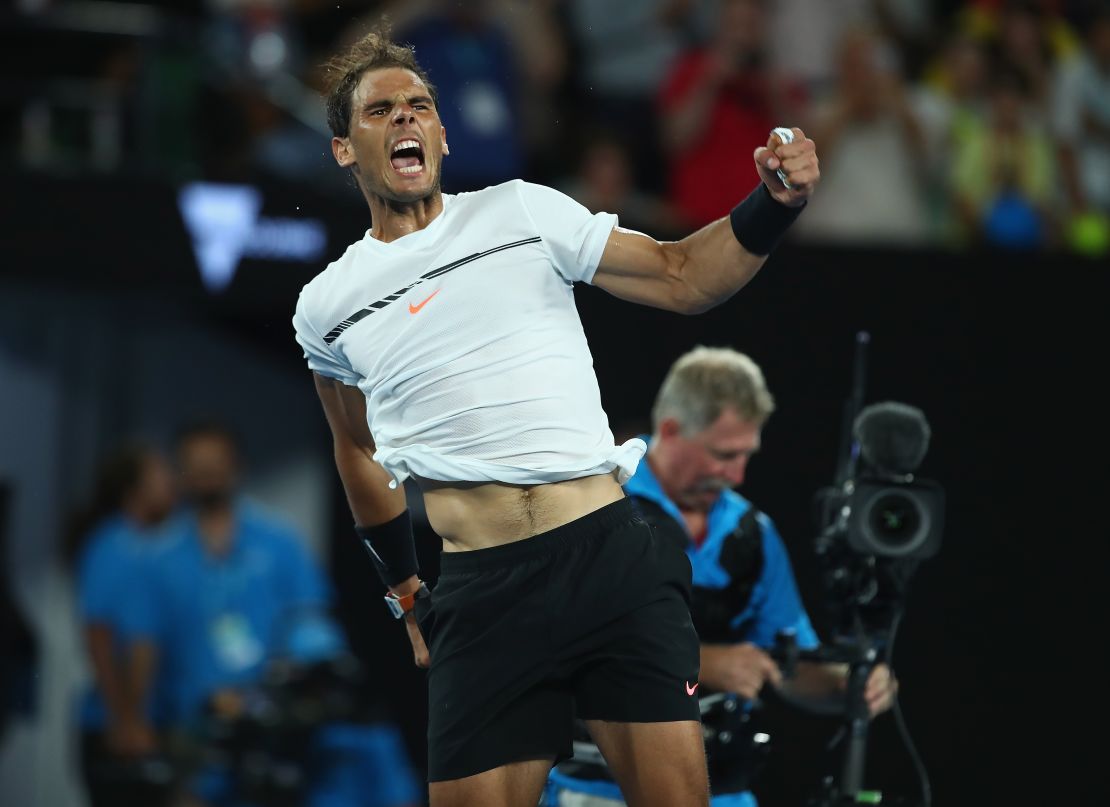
[384,581,431,619]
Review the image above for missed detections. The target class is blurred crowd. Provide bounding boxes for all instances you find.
[63,424,422,807]
[8,0,1110,254]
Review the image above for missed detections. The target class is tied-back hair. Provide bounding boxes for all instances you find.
[322,21,438,138]
[651,346,776,435]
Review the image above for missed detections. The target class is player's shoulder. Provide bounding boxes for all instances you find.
[298,237,367,303]
[455,179,574,211]
[294,236,374,337]
[446,179,529,212]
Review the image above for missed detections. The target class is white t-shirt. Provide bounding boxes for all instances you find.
[293,180,645,488]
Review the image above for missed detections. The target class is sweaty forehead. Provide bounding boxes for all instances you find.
[354,67,430,105]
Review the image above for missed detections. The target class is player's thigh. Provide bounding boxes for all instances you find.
[584,719,709,807]
[429,757,553,807]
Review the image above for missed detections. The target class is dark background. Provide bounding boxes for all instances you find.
[4,175,1107,805]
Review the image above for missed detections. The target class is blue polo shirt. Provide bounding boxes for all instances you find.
[625,451,819,652]
[75,513,182,730]
[122,501,333,725]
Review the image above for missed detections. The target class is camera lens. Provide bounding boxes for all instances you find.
[866,491,923,553]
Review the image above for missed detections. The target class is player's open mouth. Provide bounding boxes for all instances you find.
[390,139,425,175]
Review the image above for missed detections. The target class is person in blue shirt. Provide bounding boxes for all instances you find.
[69,441,179,807]
[124,421,421,807]
[547,347,898,807]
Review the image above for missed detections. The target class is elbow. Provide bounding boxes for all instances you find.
[661,248,707,314]
[669,276,723,316]
[677,294,717,316]
[332,438,375,473]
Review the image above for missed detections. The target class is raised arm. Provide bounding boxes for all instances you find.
[592,128,819,314]
[313,373,429,666]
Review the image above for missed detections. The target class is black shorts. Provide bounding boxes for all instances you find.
[414,497,701,782]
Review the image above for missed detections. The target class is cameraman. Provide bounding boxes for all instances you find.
[124,421,422,807]
[548,347,897,806]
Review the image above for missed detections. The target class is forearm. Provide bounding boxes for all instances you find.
[313,374,418,596]
[663,214,768,314]
[127,640,159,719]
[334,444,419,594]
[86,626,136,725]
[699,643,739,692]
[780,660,848,703]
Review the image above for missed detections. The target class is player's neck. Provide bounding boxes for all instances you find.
[367,192,445,243]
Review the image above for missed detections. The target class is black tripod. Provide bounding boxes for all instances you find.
[775,632,890,806]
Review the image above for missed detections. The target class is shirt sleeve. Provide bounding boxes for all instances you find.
[515,180,618,285]
[743,515,820,651]
[292,291,361,385]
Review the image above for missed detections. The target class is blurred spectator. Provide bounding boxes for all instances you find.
[1054,4,1110,255]
[68,442,180,807]
[987,1,1068,111]
[958,0,1081,115]
[659,0,802,230]
[566,0,706,193]
[950,67,1058,248]
[560,131,684,238]
[765,0,936,96]
[915,31,992,238]
[794,28,933,245]
[124,421,421,806]
[917,31,992,152]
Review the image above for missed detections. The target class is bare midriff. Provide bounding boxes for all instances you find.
[417,472,626,551]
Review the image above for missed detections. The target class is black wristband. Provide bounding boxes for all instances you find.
[355,510,418,588]
[729,184,805,256]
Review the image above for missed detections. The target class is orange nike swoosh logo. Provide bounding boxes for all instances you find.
[408,289,440,314]
[686,681,699,696]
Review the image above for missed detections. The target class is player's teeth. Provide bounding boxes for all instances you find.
[399,165,422,173]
